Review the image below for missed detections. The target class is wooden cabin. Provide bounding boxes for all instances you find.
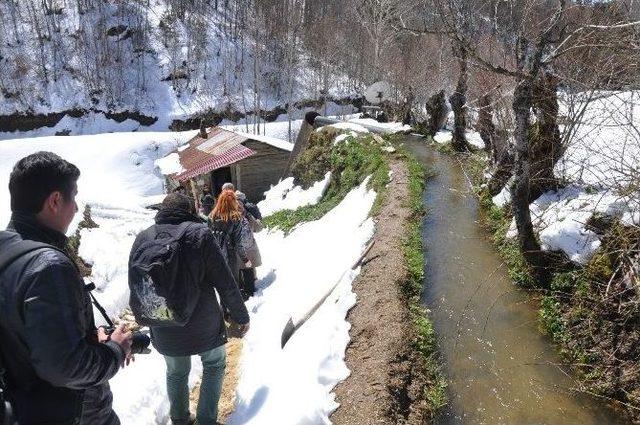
[162,127,292,204]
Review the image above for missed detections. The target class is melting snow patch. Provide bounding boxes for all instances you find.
[466,131,485,149]
[434,130,453,144]
[258,172,331,217]
[506,186,640,264]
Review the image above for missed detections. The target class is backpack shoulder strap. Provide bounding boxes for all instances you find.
[0,240,59,276]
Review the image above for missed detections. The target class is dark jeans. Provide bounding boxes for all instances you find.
[164,345,226,425]
[240,268,256,299]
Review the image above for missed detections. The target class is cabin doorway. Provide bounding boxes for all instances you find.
[210,167,233,198]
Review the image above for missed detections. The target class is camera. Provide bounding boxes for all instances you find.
[103,327,151,355]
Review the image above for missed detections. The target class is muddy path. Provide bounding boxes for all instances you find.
[402,136,625,424]
[331,157,429,424]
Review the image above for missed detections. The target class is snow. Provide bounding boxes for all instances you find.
[257,172,332,217]
[321,122,370,134]
[1,122,377,423]
[155,152,184,175]
[334,132,358,145]
[346,117,412,134]
[557,91,640,188]
[230,131,293,152]
[228,178,376,424]
[434,130,453,144]
[432,129,485,149]
[0,1,360,138]
[493,185,511,208]
[466,131,485,149]
[505,187,639,264]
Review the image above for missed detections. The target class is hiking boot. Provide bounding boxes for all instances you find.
[171,414,196,425]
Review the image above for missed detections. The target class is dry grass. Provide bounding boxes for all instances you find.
[189,323,245,424]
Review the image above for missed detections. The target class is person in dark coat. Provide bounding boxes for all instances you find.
[208,191,250,288]
[131,193,249,425]
[235,191,262,220]
[0,152,132,425]
[200,185,215,216]
[234,191,262,299]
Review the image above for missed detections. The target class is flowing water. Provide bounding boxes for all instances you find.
[402,137,625,424]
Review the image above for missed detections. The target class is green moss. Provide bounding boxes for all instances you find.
[264,133,390,233]
[540,296,568,344]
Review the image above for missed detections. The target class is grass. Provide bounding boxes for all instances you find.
[399,148,448,413]
[263,131,390,233]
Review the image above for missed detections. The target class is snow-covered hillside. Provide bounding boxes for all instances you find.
[0,1,359,138]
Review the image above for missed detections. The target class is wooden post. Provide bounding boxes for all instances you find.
[189,178,201,211]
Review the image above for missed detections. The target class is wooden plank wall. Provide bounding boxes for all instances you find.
[238,140,290,202]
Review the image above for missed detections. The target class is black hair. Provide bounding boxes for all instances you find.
[9,151,80,214]
[172,185,186,193]
[161,193,195,214]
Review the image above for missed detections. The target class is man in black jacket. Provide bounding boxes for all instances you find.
[0,152,132,424]
[131,193,249,425]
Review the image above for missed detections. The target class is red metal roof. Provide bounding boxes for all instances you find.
[174,127,256,182]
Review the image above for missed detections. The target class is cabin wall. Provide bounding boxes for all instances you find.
[238,140,290,202]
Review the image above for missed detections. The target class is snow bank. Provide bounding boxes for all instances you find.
[321,122,370,134]
[228,178,376,424]
[346,117,412,134]
[257,172,332,217]
[506,186,640,264]
[496,91,640,264]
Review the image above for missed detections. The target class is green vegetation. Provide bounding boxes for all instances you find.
[264,129,390,232]
[477,189,537,287]
[399,149,448,413]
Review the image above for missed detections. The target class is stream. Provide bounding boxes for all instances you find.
[402,136,625,424]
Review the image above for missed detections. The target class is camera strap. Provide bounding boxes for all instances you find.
[83,283,114,328]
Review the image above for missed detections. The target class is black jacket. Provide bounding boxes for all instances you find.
[209,217,249,264]
[0,213,124,425]
[140,208,249,357]
[241,201,262,220]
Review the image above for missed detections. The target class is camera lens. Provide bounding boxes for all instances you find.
[131,332,151,354]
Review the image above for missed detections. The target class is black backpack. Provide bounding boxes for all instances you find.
[0,239,58,425]
[128,222,200,327]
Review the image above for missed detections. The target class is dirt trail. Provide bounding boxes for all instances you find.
[189,324,244,424]
[331,157,428,425]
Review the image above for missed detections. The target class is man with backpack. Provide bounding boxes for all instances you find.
[128,193,249,425]
[0,152,132,424]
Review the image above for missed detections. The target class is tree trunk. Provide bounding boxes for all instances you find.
[511,78,549,283]
[425,90,447,136]
[449,45,469,152]
[478,94,496,160]
[487,151,514,197]
[528,71,562,201]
